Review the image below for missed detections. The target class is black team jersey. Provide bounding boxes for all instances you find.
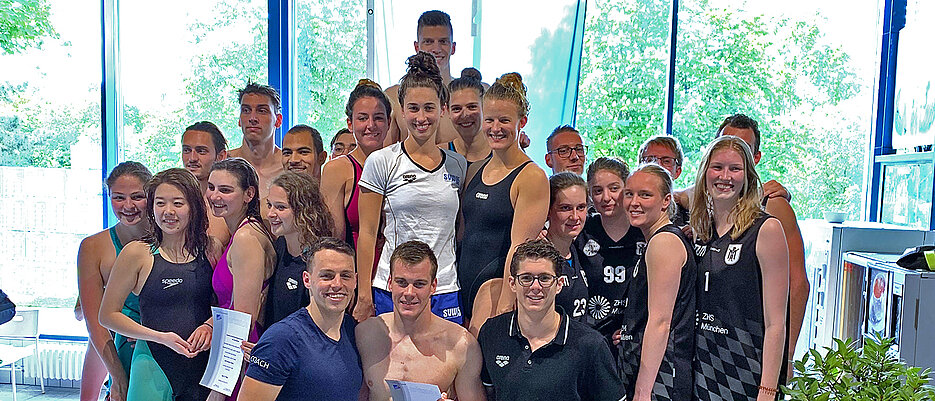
[617,224,696,401]
[693,214,781,400]
[555,246,590,322]
[575,213,645,351]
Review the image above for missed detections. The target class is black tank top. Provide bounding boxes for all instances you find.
[617,224,696,401]
[574,213,645,340]
[266,237,310,326]
[554,245,589,322]
[139,251,213,401]
[693,214,779,401]
[458,159,533,320]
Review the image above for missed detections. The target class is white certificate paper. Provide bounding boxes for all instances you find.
[199,307,252,396]
[385,380,442,401]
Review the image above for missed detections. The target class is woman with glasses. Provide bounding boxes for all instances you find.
[544,172,590,321]
[619,163,696,401]
[460,72,550,334]
[690,136,789,401]
[637,135,687,226]
[329,128,357,160]
[446,67,491,167]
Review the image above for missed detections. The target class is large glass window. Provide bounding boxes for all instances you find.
[294,0,367,147]
[673,0,877,219]
[119,0,268,172]
[0,0,102,333]
[880,163,932,229]
[576,0,671,164]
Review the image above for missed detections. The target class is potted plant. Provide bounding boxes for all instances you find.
[784,334,935,400]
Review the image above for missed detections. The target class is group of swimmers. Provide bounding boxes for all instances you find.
[73,9,809,401]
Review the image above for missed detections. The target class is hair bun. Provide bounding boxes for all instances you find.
[406,51,441,77]
[496,73,526,97]
[460,67,482,82]
[356,78,382,91]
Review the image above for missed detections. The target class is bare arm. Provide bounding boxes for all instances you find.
[227,228,268,328]
[763,180,792,202]
[755,218,789,400]
[354,188,384,322]
[454,334,488,401]
[384,86,402,146]
[321,159,350,241]
[632,232,686,401]
[100,242,196,357]
[77,235,128,398]
[765,196,808,378]
[495,166,550,314]
[237,376,282,401]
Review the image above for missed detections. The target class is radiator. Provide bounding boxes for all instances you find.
[12,340,87,381]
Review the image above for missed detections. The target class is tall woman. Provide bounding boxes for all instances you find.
[353,51,467,323]
[101,168,218,401]
[78,161,151,401]
[446,67,490,166]
[320,79,391,246]
[206,157,276,399]
[544,172,589,322]
[575,157,643,350]
[690,136,788,401]
[460,72,549,333]
[620,164,696,401]
[265,171,335,324]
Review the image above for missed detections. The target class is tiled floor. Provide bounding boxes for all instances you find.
[0,386,83,401]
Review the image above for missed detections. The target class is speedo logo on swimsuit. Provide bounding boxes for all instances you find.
[249,355,270,369]
[475,192,489,200]
[495,355,510,367]
[162,278,183,289]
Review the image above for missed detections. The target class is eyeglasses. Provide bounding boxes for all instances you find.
[514,273,558,288]
[548,145,587,159]
[640,155,680,168]
[332,143,357,154]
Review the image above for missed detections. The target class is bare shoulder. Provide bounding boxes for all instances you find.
[79,228,111,255]
[121,240,152,259]
[756,217,787,246]
[356,315,391,340]
[322,156,353,181]
[515,161,548,187]
[384,85,401,102]
[764,196,798,221]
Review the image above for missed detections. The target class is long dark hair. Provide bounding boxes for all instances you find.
[345,79,391,119]
[144,168,209,259]
[210,157,271,239]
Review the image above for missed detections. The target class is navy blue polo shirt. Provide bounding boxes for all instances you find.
[478,309,625,401]
[245,309,362,401]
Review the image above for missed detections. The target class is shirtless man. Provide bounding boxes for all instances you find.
[281,124,327,181]
[357,240,486,401]
[228,82,285,200]
[384,10,459,146]
[181,120,231,244]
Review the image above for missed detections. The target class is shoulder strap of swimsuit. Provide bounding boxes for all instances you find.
[109,226,124,253]
[504,160,535,182]
[448,141,457,152]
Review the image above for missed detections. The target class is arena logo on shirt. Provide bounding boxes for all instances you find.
[286,277,298,290]
[495,355,510,367]
[402,173,417,183]
[725,244,742,265]
[582,239,600,256]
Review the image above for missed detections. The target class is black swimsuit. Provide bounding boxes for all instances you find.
[139,252,213,401]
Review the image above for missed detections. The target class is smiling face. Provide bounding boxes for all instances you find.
[347,96,389,153]
[205,169,255,219]
[239,93,282,143]
[304,249,356,314]
[482,98,527,151]
[403,86,444,143]
[282,131,324,179]
[449,88,483,138]
[705,148,747,204]
[109,175,147,226]
[389,258,437,319]
[509,257,562,314]
[623,171,670,229]
[330,132,357,159]
[548,185,588,240]
[589,169,626,219]
[181,130,224,181]
[415,25,455,70]
[152,183,191,235]
[266,185,295,238]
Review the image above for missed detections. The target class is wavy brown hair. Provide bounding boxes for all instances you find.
[690,136,764,242]
[271,172,334,251]
[144,168,209,259]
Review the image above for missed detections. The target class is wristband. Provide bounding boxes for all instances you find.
[758,385,777,396]
[202,322,213,329]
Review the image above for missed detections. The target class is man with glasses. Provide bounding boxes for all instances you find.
[637,135,689,226]
[330,128,356,160]
[477,239,623,401]
[357,240,486,401]
[545,125,587,175]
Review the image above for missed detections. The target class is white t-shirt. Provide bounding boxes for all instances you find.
[358,142,466,294]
